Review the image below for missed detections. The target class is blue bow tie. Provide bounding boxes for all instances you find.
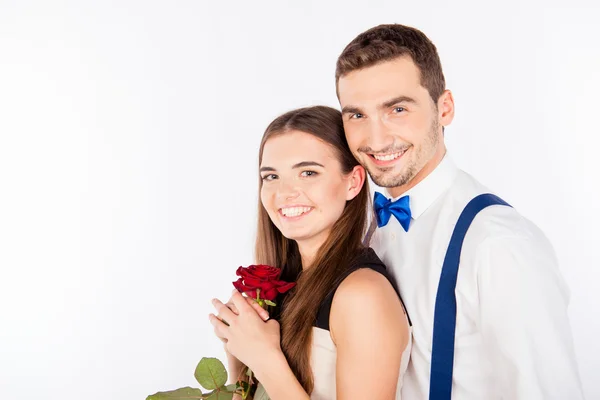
[374,191,412,231]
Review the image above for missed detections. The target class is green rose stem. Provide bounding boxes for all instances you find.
[238,288,274,400]
[147,284,283,400]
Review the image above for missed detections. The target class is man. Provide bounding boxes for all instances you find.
[335,24,583,399]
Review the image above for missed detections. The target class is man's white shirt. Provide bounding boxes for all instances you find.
[370,154,583,399]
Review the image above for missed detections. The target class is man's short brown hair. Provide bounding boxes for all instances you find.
[336,24,446,104]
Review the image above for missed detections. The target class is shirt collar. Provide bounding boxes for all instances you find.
[387,153,458,220]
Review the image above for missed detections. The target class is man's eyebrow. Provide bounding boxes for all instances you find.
[341,96,417,115]
[381,95,417,109]
[341,105,363,115]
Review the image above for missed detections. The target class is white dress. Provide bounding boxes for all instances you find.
[308,247,411,399]
[257,248,411,399]
[310,325,411,399]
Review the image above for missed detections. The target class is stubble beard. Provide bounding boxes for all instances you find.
[367,118,441,190]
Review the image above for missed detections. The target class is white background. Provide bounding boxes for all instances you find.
[1,1,599,399]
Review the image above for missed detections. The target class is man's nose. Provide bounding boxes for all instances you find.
[367,118,393,151]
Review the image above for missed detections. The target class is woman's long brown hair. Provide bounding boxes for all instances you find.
[255,106,370,393]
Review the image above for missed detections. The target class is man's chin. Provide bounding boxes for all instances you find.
[370,162,417,187]
[369,174,407,189]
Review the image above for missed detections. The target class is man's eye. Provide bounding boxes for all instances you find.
[351,113,364,119]
[393,107,405,113]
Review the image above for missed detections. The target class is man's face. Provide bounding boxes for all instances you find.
[338,56,452,197]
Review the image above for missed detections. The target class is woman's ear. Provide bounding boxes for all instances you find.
[346,165,366,201]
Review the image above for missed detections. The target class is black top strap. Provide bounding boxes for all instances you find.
[314,247,411,330]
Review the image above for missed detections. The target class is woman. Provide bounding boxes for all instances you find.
[209,106,411,399]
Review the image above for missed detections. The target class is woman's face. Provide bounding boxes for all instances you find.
[260,130,364,251]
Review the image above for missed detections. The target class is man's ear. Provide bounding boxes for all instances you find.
[346,165,366,201]
[438,89,455,128]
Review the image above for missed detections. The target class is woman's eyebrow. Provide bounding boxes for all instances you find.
[260,161,325,172]
[292,161,325,169]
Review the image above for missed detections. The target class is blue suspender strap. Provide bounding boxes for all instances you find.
[429,194,511,400]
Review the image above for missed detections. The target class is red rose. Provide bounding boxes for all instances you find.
[232,264,296,302]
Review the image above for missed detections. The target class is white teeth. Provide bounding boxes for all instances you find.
[373,151,405,161]
[281,207,312,217]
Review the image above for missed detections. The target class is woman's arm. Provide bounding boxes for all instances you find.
[210,291,309,400]
[211,275,409,400]
[225,348,245,384]
[251,350,309,400]
[210,294,270,385]
[330,268,410,399]
[256,269,409,400]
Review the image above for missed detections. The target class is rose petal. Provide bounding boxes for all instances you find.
[243,277,269,287]
[236,266,250,278]
[276,282,296,294]
[247,265,280,279]
[262,288,279,301]
[232,278,255,293]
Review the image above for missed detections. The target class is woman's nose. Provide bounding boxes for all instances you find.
[276,179,300,200]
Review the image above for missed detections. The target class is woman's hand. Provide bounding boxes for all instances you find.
[209,290,282,373]
[211,291,270,345]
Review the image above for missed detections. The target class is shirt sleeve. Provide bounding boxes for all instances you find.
[476,230,584,399]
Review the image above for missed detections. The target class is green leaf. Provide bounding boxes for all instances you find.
[225,384,238,392]
[205,390,234,400]
[194,357,228,390]
[253,384,270,400]
[146,386,203,400]
[263,300,276,307]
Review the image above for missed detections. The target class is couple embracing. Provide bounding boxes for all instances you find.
[208,24,583,400]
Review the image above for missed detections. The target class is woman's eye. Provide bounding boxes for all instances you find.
[301,171,317,177]
[261,174,277,181]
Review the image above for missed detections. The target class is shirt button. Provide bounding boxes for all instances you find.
[391,233,396,240]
